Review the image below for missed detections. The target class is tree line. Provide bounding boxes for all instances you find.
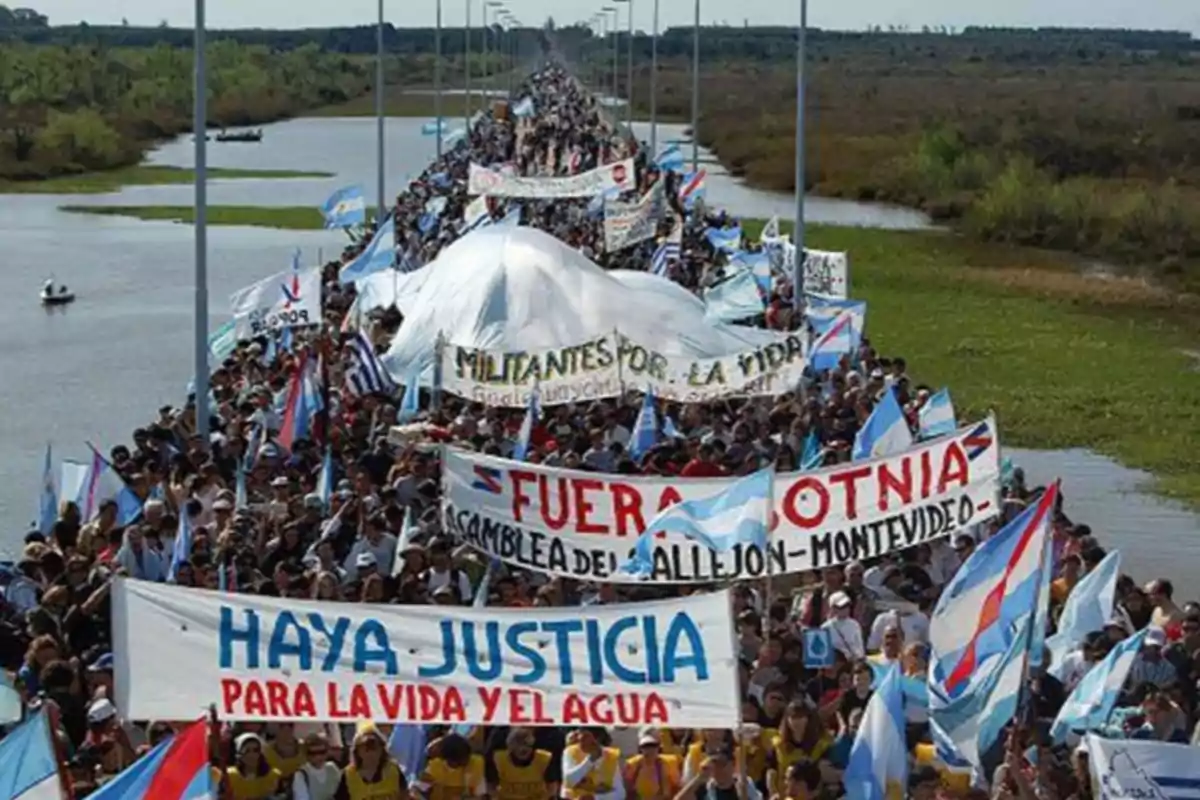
[0,41,371,180]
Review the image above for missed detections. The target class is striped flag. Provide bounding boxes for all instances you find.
[679,169,706,208]
[345,331,399,397]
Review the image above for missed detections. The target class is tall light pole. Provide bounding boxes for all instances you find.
[464,0,471,127]
[435,0,443,158]
[375,0,386,218]
[691,0,699,172]
[625,0,633,126]
[792,0,807,313]
[193,0,209,438]
[649,0,658,152]
[603,6,618,111]
[485,1,503,105]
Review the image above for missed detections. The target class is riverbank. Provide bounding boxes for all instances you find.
[304,84,515,118]
[0,165,331,195]
[54,200,1200,505]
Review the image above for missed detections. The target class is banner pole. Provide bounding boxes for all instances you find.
[433,331,446,411]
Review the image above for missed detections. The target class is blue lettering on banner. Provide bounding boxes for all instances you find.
[218,606,709,686]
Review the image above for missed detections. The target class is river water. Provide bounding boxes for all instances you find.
[1,116,1195,586]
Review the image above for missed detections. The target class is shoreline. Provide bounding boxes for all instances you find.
[0,165,332,196]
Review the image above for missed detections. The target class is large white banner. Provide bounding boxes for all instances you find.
[603,185,662,251]
[443,417,1000,582]
[230,266,322,339]
[439,331,808,407]
[772,242,850,299]
[469,159,636,198]
[1086,735,1200,800]
[112,579,739,727]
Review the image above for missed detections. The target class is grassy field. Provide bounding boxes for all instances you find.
[55,200,1200,504]
[0,165,332,195]
[743,218,1200,508]
[305,84,511,118]
[59,204,330,229]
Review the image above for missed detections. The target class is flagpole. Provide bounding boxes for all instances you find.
[193,0,210,439]
[435,0,443,158]
[690,0,700,172]
[791,0,807,314]
[464,0,472,127]
[376,0,387,219]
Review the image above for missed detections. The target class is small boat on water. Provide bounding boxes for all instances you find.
[41,279,75,307]
[215,128,263,143]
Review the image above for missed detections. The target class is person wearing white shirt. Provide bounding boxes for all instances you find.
[561,729,625,800]
[292,733,342,800]
[867,607,930,651]
[821,591,865,661]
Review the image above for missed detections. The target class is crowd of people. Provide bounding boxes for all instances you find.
[2,59,1199,800]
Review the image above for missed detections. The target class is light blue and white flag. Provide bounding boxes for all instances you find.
[36,442,56,535]
[0,670,21,724]
[167,504,193,583]
[397,362,422,423]
[852,388,913,461]
[705,224,742,254]
[919,388,957,439]
[868,660,930,708]
[731,250,772,294]
[662,415,683,439]
[321,185,367,229]
[846,666,909,800]
[513,386,540,462]
[1047,550,1122,680]
[804,294,866,330]
[809,309,864,372]
[317,447,334,509]
[1029,532,1056,670]
[338,214,395,284]
[703,268,765,323]
[801,430,823,470]
[473,557,503,609]
[1051,628,1147,743]
[628,387,659,462]
[618,468,772,578]
[0,709,64,800]
[81,445,143,525]
[391,506,418,578]
[655,144,685,172]
[421,119,448,135]
[387,724,428,782]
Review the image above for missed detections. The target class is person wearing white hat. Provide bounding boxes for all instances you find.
[1129,628,1178,689]
[820,591,865,661]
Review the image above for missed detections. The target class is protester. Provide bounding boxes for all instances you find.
[0,59,1196,800]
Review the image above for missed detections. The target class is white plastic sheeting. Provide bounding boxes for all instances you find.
[382,227,783,378]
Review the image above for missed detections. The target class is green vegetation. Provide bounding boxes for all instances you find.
[742,218,1200,508]
[0,164,330,194]
[305,87,506,119]
[59,204,330,230]
[568,26,1200,291]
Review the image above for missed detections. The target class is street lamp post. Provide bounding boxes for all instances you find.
[375,0,386,218]
[435,0,443,158]
[464,0,471,126]
[650,0,658,152]
[603,7,618,111]
[193,0,209,438]
[792,0,807,312]
[691,0,699,172]
[625,0,633,127]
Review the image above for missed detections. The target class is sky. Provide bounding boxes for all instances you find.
[23,0,1200,36]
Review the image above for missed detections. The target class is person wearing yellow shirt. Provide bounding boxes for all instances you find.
[487,727,560,800]
[226,733,283,800]
[561,727,624,800]
[622,729,681,800]
[657,730,689,760]
[266,723,307,781]
[422,732,486,800]
[334,723,408,800]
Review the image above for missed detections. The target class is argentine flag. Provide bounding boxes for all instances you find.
[918,388,957,439]
[338,214,396,284]
[655,144,685,172]
[0,709,64,799]
[1051,628,1148,744]
[845,666,908,800]
[852,388,913,461]
[628,387,659,462]
[1046,550,1121,680]
[619,468,772,578]
[321,185,367,229]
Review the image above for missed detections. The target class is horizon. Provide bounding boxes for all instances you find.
[15,0,1200,38]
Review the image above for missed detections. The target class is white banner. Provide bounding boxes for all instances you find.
[1086,735,1200,800]
[230,266,322,339]
[604,185,662,251]
[439,331,808,407]
[443,417,1000,582]
[771,242,850,299]
[112,579,739,727]
[469,159,636,198]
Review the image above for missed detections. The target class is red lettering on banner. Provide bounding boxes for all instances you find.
[829,465,871,520]
[266,680,292,716]
[244,681,268,716]
[349,684,371,717]
[655,486,684,515]
[510,470,536,522]
[293,684,316,717]
[479,687,503,722]
[442,687,466,722]
[221,678,243,715]
[329,683,350,718]
[377,685,404,718]
[560,693,669,726]
[878,458,913,511]
[920,450,932,497]
[611,482,645,537]
[573,479,605,534]
[509,689,532,723]
[782,476,830,528]
[938,442,970,493]
[540,476,570,530]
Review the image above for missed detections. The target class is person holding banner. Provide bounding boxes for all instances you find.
[563,728,624,800]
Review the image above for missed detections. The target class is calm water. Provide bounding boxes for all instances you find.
[1,117,1195,586]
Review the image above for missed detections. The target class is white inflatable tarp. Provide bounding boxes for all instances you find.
[382,227,782,377]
